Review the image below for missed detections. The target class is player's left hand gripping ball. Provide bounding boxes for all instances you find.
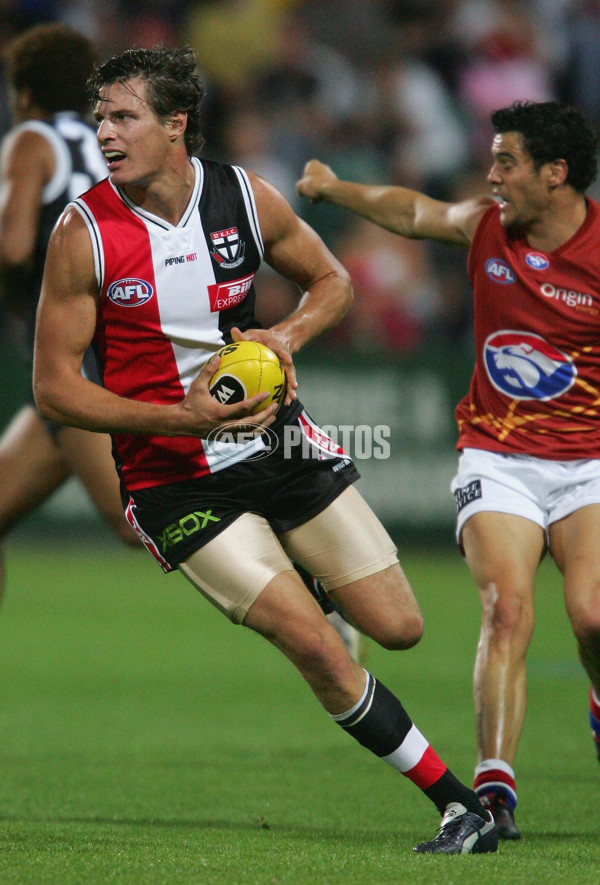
[209,340,286,414]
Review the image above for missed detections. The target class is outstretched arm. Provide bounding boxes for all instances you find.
[296,159,494,247]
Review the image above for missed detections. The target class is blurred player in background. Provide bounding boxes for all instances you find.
[297,100,600,840]
[0,23,146,595]
[33,45,497,854]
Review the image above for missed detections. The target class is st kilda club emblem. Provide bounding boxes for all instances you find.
[210,227,246,269]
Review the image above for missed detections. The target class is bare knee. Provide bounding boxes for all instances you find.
[571,606,600,654]
[244,572,368,711]
[340,603,424,651]
[480,582,533,647]
[277,617,349,674]
[263,614,364,705]
[373,609,424,651]
[332,565,425,651]
[400,610,425,649]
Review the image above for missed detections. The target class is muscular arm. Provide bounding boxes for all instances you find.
[33,208,276,436]
[296,159,495,247]
[0,128,53,310]
[250,172,353,355]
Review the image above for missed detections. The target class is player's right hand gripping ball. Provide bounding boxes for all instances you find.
[209,340,286,414]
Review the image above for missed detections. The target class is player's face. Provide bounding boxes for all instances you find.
[487,132,549,229]
[94,77,173,188]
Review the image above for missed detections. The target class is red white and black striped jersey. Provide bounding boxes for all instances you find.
[456,200,600,459]
[74,157,270,489]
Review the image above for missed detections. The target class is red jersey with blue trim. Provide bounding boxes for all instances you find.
[456,199,600,459]
[74,157,269,489]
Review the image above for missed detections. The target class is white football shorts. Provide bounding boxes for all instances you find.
[451,447,600,543]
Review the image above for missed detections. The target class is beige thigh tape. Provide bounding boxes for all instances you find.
[280,484,398,590]
[178,485,397,623]
[178,512,294,624]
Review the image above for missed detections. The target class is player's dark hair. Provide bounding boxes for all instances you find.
[4,23,98,115]
[88,46,207,155]
[491,100,599,193]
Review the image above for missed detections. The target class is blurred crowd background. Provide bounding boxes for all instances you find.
[1,0,600,357]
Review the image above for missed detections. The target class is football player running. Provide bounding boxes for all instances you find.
[34,45,496,854]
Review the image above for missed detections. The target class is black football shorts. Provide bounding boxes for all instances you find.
[123,401,360,572]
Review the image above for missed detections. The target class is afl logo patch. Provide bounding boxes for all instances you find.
[484,330,577,401]
[107,278,154,306]
[525,252,549,270]
[485,258,515,284]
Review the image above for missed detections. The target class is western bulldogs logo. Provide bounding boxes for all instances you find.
[210,227,245,269]
[107,278,153,306]
[485,258,515,284]
[484,331,577,401]
[525,252,549,270]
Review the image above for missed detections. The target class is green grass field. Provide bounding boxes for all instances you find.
[0,531,598,884]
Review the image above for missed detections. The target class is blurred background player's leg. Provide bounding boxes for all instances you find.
[55,425,140,548]
[0,406,71,599]
[0,406,140,601]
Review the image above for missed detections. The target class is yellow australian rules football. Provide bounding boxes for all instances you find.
[209,340,286,414]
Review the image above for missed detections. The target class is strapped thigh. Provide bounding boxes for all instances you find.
[178,512,294,624]
[279,485,398,591]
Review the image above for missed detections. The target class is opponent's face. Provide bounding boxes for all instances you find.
[94,77,174,188]
[487,131,550,229]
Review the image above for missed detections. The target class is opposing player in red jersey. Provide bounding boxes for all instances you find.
[297,100,600,840]
[32,46,497,855]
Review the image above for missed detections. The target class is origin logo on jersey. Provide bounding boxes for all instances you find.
[484,331,577,401]
[485,258,515,284]
[107,278,154,307]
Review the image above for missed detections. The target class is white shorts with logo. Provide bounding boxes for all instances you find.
[451,448,600,543]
